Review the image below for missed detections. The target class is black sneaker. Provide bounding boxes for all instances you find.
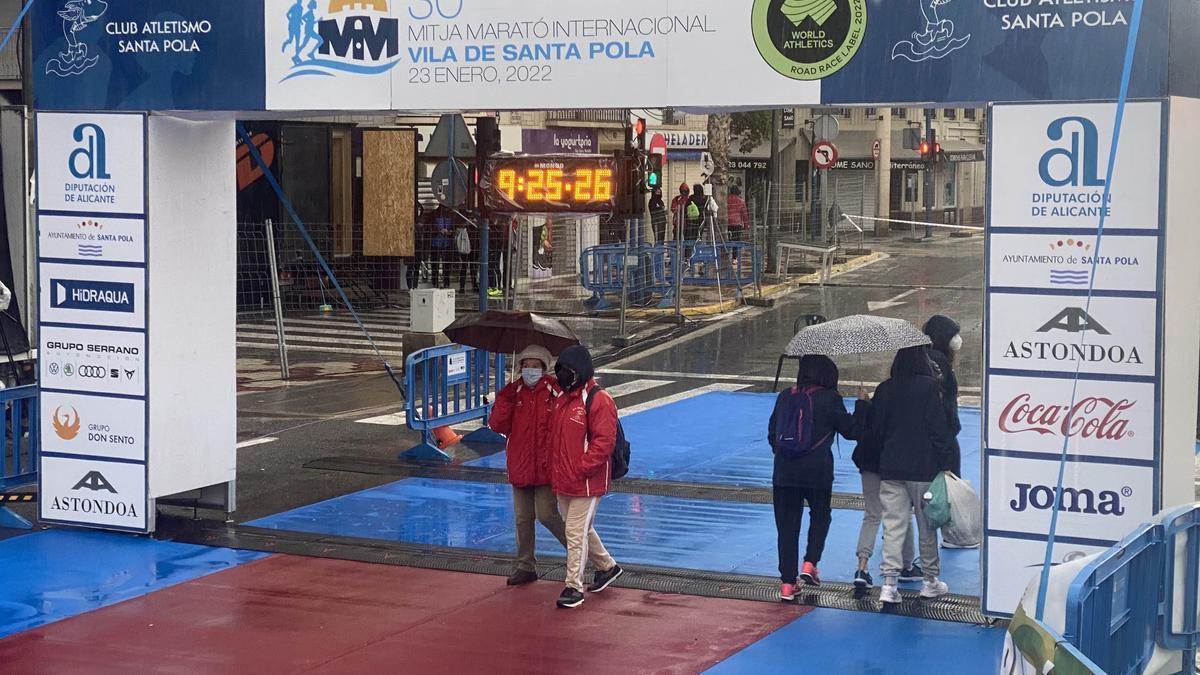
[556,587,585,608]
[506,569,538,586]
[899,563,924,582]
[588,565,624,593]
[853,570,874,588]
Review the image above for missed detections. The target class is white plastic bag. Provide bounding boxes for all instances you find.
[941,472,982,549]
[455,227,471,255]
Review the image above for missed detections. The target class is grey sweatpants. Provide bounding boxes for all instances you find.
[856,471,915,566]
[880,480,940,584]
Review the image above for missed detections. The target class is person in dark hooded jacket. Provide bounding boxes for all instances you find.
[869,346,956,604]
[548,345,623,609]
[768,355,866,601]
[923,315,963,476]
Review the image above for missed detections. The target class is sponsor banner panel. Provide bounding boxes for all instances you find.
[39,326,146,398]
[986,454,1153,542]
[265,0,826,111]
[40,391,146,463]
[39,262,146,329]
[987,233,1158,293]
[40,455,147,531]
[38,214,146,264]
[35,113,146,215]
[987,293,1157,379]
[983,534,1109,617]
[986,375,1155,462]
[989,102,1162,231]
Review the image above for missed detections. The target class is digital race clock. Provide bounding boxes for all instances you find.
[480,155,619,213]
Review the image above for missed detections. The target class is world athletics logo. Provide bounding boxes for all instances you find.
[751,0,866,81]
[280,0,401,82]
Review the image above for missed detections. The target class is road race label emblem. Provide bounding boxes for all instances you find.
[72,470,116,493]
[752,0,866,81]
[53,406,82,440]
[46,0,109,77]
[280,0,400,81]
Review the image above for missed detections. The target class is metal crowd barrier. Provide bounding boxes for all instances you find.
[580,241,759,309]
[402,344,506,461]
[0,385,38,529]
[1058,502,1200,674]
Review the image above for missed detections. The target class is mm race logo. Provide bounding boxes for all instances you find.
[281,0,400,81]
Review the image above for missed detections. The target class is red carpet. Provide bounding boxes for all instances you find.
[0,555,810,674]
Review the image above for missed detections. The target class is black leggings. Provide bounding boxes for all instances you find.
[773,486,833,583]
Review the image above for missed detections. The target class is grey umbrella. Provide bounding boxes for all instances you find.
[784,314,931,357]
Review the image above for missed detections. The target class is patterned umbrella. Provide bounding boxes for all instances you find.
[784,314,930,357]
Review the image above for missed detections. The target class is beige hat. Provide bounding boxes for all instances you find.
[515,344,552,370]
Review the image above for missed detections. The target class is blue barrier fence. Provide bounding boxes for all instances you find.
[0,385,38,529]
[402,344,506,461]
[0,385,37,492]
[580,241,760,310]
[1058,502,1200,674]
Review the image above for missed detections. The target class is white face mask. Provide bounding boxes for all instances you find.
[949,334,963,352]
[521,368,543,387]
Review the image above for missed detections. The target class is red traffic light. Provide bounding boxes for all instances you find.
[919,140,931,155]
[634,118,646,136]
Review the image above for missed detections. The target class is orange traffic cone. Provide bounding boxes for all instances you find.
[428,406,462,449]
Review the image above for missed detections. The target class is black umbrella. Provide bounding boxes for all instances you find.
[443,310,581,355]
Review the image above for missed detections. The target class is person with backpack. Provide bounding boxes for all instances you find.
[548,344,624,609]
[768,354,866,602]
[923,315,963,477]
[489,344,568,586]
[868,345,957,605]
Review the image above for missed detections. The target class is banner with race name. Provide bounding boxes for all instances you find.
[29,0,1188,112]
[982,100,1165,617]
[36,112,150,533]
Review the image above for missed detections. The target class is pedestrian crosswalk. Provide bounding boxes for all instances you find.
[352,378,754,428]
[237,308,409,358]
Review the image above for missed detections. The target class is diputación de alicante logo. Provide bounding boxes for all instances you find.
[752,0,866,81]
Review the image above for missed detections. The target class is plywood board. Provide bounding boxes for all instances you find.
[363,130,416,257]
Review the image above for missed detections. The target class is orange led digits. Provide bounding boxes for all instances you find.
[483,157,619,213]
[497,169,517,199]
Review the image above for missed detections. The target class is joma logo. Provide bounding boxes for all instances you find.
[1010,482,1128,516]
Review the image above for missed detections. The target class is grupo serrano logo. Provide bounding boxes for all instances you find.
[752,0,867,81]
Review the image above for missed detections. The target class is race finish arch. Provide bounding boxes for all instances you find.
[26,0,1200,617]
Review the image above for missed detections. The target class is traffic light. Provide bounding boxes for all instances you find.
[634,117,647,151]
[930,129,941,163]
[919,138,932,159]
[646,152,663,190]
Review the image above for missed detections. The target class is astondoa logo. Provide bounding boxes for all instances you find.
[72,470,116,493]
[1010,482,1128,516]
[1003,307,1141,366]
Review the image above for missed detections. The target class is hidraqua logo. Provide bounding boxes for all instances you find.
[280,0,400,81]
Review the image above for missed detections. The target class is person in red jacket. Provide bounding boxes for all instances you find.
[489,344,568,586]
[549,344,623,608]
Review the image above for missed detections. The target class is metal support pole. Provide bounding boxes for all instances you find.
[924,108,934,239]
[613,219,633,347]
[767,110,780,273]
[264,219,290,380]
[674,207,684,320]
[478,214,489,311]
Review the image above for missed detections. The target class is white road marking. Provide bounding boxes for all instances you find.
[357,411,406,426]
[600,379,673,398]
[597,368,982,394]
[236,437,278,449]
[618,383,752,416]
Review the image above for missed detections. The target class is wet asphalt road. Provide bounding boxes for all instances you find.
[208,231,987,522]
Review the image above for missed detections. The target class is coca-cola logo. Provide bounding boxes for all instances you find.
[999,394,1134,440]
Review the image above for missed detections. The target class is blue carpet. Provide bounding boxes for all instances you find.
[0,530,266,638]
[705,608,1004,673]
[248,477,980,594]
[473,392,982,493]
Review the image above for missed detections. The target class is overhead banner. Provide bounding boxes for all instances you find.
[30,0,1188,112]
[36,112,150,534]
[982,101,1165,618]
